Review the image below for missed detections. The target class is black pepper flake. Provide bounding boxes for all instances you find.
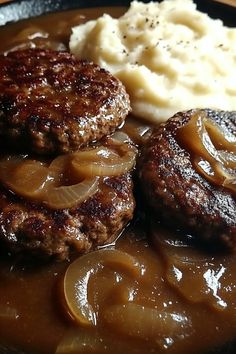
[146,18,149,22]
[123,35,127,39]
[218,44,223,47]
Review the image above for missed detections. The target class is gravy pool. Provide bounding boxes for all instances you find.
[0,6,236,354]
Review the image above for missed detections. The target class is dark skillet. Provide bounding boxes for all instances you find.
[0,0,236,354]
[0,0,236,27]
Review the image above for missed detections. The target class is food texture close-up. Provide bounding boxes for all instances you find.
[0,0,235,354]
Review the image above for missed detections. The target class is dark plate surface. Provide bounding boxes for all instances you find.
[0,1,236,354]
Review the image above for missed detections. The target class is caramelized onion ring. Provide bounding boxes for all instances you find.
[109,131,132,144]
[177,112,236,196]
[0,140,136,209]
[121,120,152,146]
[0,156,49,199]
[63,249,141,326]
[0,155,99,209]
[204,118,236,153]
[48,154,70,184]
[151,226,232,311]
[44,177,99,210]
[102,303,191,339]
[56,328,142,354]
[71,144,137,178]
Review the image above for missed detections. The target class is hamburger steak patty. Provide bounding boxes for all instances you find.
[138,109,236,250]
[0,49,130,154]
[0,173,134,260]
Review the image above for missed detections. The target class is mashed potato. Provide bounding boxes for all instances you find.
[70,0,236,124]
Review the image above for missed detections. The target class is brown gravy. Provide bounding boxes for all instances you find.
[0,6,236,354]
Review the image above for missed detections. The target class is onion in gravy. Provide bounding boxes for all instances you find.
[0,5,236,354]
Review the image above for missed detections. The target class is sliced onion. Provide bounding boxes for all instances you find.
[72,147,119,163]
[48,154,72,186]
[109,131,133,144]
[102,303,191,339]
[0,141,137,209]
[44,177,99,210]
[204,118,236,153]
[56,328,142,354]
[121,118,152,146]
[71,145,137,179]
[0,156,49,199]
[194,158,236,196]
[217,150,236,169]
[0,154,100,209]
[151,225,232,310]
[177,112,236,196]
[62,249,141,326]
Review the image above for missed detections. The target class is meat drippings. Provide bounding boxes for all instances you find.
[176,111,236,196]
[1,224,236,354]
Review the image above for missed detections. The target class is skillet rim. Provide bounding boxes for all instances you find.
[0,0,236,27]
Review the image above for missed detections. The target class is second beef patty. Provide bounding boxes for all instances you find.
[0,172,135,260]
[138,109,236,251]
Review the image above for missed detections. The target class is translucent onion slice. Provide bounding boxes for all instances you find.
[204,118,236,153]
[48,154,72,186]
[44,177,99,210]
[63,249,141,326]
[218,150,236,169]
[0,154,101,209]
[56,328,142,354]
[177,112,236,196]
[109,131,132,144]
[151,226,233,311]
[71,145,137,179]
[121,118,152,146]
[0,156,49,199]
[193,158,236,196]
[102,304,191,339]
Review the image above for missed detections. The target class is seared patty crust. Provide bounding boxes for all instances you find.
[0,49,130,154]
[138,109,236,250]
[0,173,134,260]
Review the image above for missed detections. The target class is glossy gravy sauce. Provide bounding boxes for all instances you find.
[0,7,236,354]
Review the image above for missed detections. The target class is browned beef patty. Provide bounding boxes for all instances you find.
[138,109,236,251]
[0,49,130,154]
[0,173,134,260]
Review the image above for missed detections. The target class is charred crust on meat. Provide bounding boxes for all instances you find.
[138,109,236,251]
[0,49,131,155]
[0,48,134,260]
[0,173,135,260]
